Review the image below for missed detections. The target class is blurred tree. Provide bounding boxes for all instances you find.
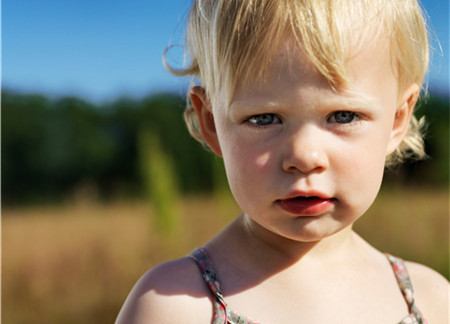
[2,93,50,203]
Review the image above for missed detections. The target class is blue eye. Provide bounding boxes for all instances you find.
[248,113,281,126]
[329,111,357,124]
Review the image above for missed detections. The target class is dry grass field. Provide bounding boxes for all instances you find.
[2,188,448,324]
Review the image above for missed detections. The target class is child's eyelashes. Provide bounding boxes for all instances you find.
[246,113,282,127]
[243,111,365,128]
[327,111,362,124]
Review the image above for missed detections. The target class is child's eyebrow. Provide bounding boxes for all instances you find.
[229,100,279,111]
[328,95,381,111]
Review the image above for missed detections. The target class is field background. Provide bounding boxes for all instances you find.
[3,186,449,324]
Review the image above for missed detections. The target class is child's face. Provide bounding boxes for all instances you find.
[194,37,417,242]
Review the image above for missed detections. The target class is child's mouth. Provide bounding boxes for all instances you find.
[277,196,335,216]
[292,196,322,201]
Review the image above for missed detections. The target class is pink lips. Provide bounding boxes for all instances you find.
[276,194,335,216]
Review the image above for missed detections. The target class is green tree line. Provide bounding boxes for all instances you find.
[2,90,216,205]
[2,90,448,205]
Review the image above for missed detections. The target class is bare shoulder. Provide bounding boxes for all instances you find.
[115,257,213,324]
[405,261,449,323]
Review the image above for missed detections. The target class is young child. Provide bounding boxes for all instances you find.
[117,0,448,323]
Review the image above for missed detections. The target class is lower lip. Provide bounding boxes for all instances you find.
[277,197,334,216]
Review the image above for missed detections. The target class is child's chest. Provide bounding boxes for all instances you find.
[221,266,409,324]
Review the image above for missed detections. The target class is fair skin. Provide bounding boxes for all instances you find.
[116,36,449,324]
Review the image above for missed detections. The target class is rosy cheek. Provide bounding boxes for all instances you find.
[229,147,274,187]
[255,151,271,169]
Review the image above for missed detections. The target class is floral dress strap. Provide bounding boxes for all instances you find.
[189,248,260,324]
[385,254,429,324]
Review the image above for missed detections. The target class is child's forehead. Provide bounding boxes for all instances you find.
[229,89,380,114]
[225,32,393,108]
[215,16,388,108]
[229,55,383,112]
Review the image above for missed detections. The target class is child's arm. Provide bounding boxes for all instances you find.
[406,262,449,323]
[115,257,213,324]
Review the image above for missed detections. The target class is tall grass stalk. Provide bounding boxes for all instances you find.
[138,129,179,236]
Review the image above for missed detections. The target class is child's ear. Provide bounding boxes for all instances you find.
[386,83,420,155]
[190,86,223,157]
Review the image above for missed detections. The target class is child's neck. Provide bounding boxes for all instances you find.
[207,213,370,278]
[242,213,359,262]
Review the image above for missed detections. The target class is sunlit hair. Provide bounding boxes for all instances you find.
[165,0,429,165]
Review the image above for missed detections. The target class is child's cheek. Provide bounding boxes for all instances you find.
[337,138,386,199]
[253,150,272,170]
[230,144,272,180]
[223,141,273,191]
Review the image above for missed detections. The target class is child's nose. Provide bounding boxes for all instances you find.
[281,125,329,174]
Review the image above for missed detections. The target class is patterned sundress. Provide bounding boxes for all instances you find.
[189,248,428,324]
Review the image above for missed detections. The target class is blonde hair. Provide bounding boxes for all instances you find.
[165,0,429,164]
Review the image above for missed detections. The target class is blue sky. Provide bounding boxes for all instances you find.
[3,0,449,102]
